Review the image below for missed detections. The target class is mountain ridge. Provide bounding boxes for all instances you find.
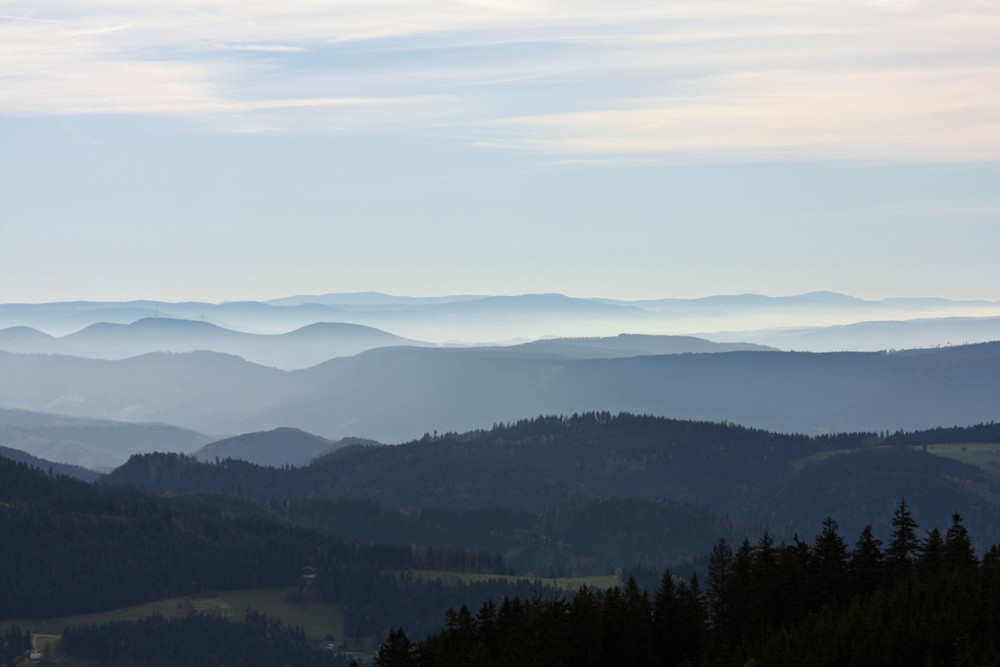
[0,317,431,369]
[193,427,337,468]
[0,406,212,470]
[3,342,1000,454]
[4,292,999,344]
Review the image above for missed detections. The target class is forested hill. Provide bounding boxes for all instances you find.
[0,456,525,639]
[379,506,1000,667]
[192,427,335,467]
[105,413,1000,548]
[105,414,850,507]
[0,443,99,481]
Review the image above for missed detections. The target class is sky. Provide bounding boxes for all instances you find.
[2,0,999,304]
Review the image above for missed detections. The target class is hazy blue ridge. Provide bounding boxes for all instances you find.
[3,343,1000,453]
[0,406,212,470]
[194,427,335,468]
[0,317,432,369]
[5,292,1000,347]
[0,443,100,482]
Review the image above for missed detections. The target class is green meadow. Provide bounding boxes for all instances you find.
[925,443,1000,478]
[398,570,619,592]
[790,442,1000,479]
[1,587,344,643]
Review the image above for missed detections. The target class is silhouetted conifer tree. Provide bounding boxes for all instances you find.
[809,516,848,606]
[887,498,920,575]
[944,513,977,570]
[848,524,884,595]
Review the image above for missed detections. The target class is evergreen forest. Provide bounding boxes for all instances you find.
[375,505,1000,667]
[4,412,1000,664]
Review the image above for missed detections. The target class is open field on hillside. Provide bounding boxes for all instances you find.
[926,443,1000,478]
[398,570,620,592]
[0,587,344,642]
[790,442,1000,479]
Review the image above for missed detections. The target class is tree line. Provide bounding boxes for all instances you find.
[375,500,1000,666]
[103,414,1000,549]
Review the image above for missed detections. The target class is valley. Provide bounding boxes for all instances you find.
[2,292,1000,665]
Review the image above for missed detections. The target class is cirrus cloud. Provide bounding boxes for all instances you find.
[1,0,998,161]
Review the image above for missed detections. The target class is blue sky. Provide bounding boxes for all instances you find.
[2,0,999,303]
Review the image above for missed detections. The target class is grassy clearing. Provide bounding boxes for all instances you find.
[0,587,344,642]
[925,443,1000,477]
[398,570,619,592]
[0,595,224,636]
[791,443,1000,477]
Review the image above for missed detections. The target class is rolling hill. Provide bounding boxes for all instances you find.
[104,414,1000,556]
[708,315,1000,352]
[0,407,212,470]
[0,443,100,482]
[2,342,1000,454]
[0,318,430,369]
[193,427,337,468]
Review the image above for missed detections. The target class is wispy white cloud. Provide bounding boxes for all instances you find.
[1,0,998,161]
[490,66,1000,162]
[215,44,310,53]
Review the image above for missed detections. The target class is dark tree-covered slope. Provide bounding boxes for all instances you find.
[287,497,749,575]
[379,510,1000,667]
[0,443,100,481]
[105,414,840,509]
[105,414,1000,554]
[0,456,513,635]
[61,611,342,667]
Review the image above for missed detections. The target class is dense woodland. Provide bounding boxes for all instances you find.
[376,505,1000,667]
[0,627,31,665]
[4,412,1000,664]
[106,413,1000,558]
[44,504,1000,666]
[286,496,745,575]
[0,457,546,641]
[60,611,347,667]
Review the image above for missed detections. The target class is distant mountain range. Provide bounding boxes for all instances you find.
[708,315,1000,352]
[3,342,1000,462]
[0,318,430,370]
[2,291,999,470]
[0,413,376,473]
[509,334,774,357]
[0,319,773,369]
[0,408,211,470]
[3,291,999,347]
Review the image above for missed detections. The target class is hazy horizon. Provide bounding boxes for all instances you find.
[5,288,1000,308]
[3,290,1000,352]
